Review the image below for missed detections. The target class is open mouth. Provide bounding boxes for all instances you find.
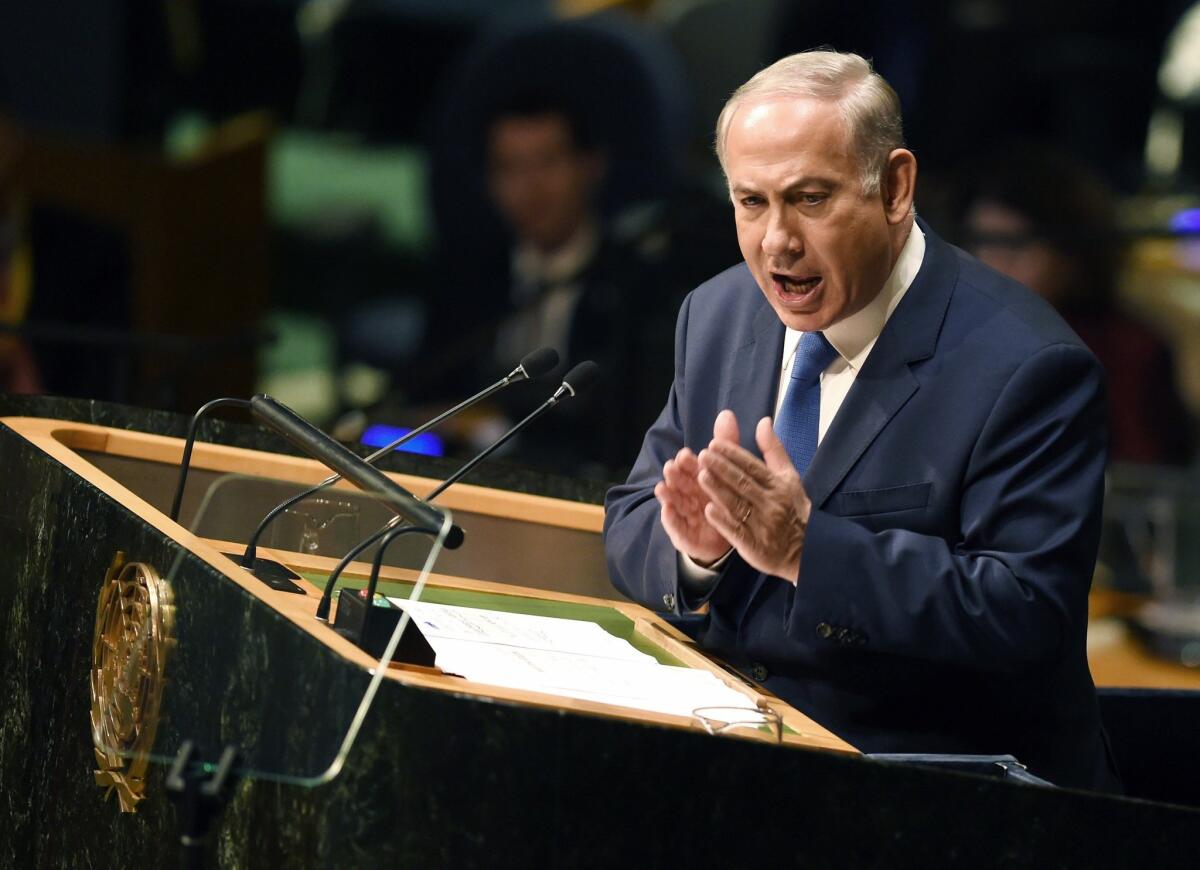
[771,273,822,302]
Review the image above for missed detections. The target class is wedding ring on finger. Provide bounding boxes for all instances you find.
[739,502,752,525]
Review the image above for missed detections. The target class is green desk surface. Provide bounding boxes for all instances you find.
[317,576,798,737]
[301,572,685,667]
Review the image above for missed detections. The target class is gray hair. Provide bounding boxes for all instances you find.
[715,50,904,195]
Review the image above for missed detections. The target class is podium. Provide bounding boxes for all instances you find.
[1,395,1197,867]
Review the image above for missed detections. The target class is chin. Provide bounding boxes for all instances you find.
[772,305,834,334]
[785,317,831,333]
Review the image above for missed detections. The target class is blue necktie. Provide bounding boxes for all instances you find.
[775,331,839,478]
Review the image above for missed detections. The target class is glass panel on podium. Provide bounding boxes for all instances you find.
[90,470,453,793]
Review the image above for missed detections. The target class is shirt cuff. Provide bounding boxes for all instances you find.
[677,548,733,596]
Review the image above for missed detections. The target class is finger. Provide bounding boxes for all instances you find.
[654,479,676,509]
[757,416,798,476]
[659,481,702,527]
[713,409,740,445]
[659,497,687,536]
[666,447,701,478]
[657,474,707,528]
[660,500,697,553]
[672,449,703,482]
[698,447,764,506]
[656,478,690,521]
[675,445,699,468]
[703,500,751,550]
[663,456,706,503]
[702,438,773,488]
[661,454,689,489]
[697,464,752,521]
[661,481,724,546]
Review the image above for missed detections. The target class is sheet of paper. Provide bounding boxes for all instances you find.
[387,599,761,720]
[388,599,655,663]
[434,641,758,719]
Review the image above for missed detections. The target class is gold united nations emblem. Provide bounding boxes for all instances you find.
[91,552,174,812]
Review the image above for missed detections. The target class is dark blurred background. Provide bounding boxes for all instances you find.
[4,0,1200,491]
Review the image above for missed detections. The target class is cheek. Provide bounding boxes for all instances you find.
[544,169,580,205]
[823,224,886,299]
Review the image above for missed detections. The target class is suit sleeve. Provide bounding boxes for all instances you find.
[784,342,1107,673]
[604,292,703,613]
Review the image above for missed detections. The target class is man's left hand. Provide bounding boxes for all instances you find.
[696,412,811,584]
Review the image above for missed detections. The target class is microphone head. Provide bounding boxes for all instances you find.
[518,347,559,380]
[561,360,600,397]
[444,523,465,550]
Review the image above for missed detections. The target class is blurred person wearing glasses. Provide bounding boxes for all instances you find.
[962,145,1193,466]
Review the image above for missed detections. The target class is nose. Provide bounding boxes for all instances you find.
[762,206,802,259]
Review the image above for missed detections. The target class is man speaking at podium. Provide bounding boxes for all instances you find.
[604,50,1121,791]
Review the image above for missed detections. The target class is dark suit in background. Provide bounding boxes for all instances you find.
[604,223,1120,791]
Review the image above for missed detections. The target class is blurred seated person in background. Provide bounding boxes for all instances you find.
[961,146,1194,465]
[485,94,610,375]
[420,94,675,479]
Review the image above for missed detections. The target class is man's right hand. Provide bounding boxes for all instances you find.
[654,411,740,565]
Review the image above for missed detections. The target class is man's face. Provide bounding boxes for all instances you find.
[487,114,600,253]
[725,97,902,332]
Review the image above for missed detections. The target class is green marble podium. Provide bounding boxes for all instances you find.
[1,396,1197,868]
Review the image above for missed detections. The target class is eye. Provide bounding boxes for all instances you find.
[739,195,764,208]
[799,193,827,206]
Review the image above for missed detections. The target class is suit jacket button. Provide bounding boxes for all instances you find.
[816,622,834,639]
[662,593,676,611]
[750,663,769,682]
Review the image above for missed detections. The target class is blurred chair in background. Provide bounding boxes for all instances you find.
[960,145,1195,466]
[0,112,272,410]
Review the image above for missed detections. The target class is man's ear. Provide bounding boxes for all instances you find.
[881,148,917,224]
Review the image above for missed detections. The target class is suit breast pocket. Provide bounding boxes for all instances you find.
[826,482,932,518]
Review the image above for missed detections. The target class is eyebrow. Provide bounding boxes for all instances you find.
[730,176,840,196]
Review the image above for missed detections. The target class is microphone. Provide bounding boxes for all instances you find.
[322,361,601,643]
[238,347,558,573]
[248,394,465,547]
[426,360,600,501]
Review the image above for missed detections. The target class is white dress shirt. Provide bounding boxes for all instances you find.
[678,223,926,583]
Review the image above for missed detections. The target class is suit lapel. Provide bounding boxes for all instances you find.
[720,301,786,448]
[803,345,919,508]
[804,222,959,508]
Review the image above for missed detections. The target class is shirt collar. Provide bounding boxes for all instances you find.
[781,222,926,373]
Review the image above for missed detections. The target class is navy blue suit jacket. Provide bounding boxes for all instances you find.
[604,223,1120,791]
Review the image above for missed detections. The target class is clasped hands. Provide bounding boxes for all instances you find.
[654,409,810,584]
